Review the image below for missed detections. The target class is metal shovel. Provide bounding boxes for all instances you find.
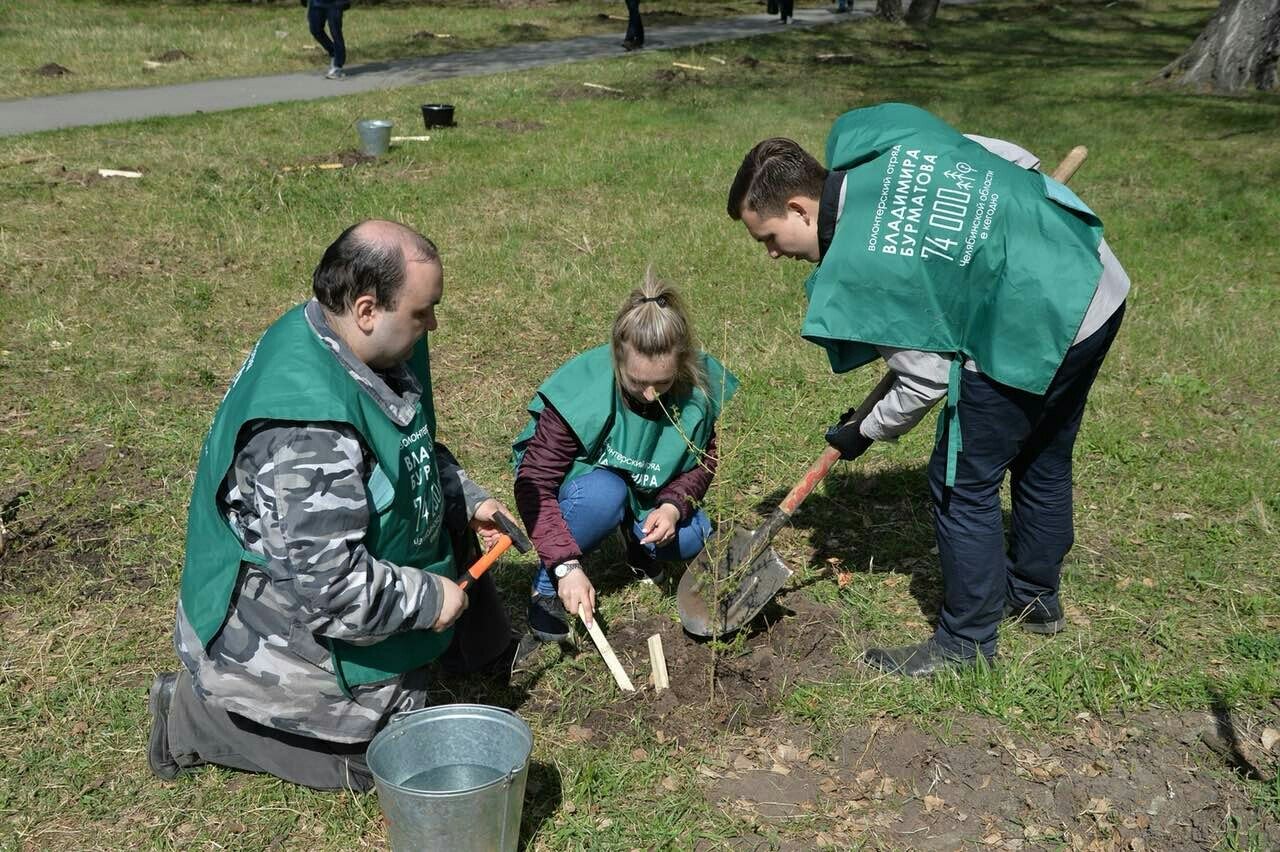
[678,371,897,637]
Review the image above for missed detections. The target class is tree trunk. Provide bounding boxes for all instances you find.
[1157,0,1280,92]
[876,0,903,22]
[904,0,941,28]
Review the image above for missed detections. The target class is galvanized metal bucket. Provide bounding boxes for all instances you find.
[355,119,393,156]
[367,704,532,852]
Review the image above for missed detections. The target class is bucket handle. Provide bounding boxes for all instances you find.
[390,704,525,725]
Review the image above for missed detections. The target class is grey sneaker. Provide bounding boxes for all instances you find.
[325,66,345,80]
[864,640,989,678]
[147,672,182,780]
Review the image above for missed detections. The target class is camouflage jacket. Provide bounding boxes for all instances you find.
[175,299,491,743]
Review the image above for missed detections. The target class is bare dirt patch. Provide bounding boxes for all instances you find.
[517,593,1279,849]
[152,49,193,63]
[34,63,72,77]
[498,22,549,38]
[702,708,1280,850]
[0,442,160,594]
[523,596,845,744]
[653,68,706,88]
[288,150,379,169]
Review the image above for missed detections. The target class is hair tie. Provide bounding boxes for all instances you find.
[639,295,668,307]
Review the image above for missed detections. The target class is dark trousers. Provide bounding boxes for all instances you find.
[307,3,346,68]
[167,565,512,791]
[928,304,1125,658]
[624,0,644,44]
[778,0,794,20]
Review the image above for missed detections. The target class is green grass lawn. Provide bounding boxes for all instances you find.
[2,0,768,100]
[2,0,1279,848]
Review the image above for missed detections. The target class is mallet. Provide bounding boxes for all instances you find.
[456,512,532,591]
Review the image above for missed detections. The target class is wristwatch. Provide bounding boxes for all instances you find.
[553,560,583,580]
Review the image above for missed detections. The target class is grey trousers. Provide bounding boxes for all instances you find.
[167,566,513,792]
[168,668,376,791]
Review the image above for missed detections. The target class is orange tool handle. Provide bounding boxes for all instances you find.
[456,534,512,591]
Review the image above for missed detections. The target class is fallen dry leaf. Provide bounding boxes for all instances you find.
[1083,796,1111,816]
[566,724,593,742]
[630,747,649,761]
[1261,727,1280,752]
[923,794,944,812]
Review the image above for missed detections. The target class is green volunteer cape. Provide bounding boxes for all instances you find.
[180,305,454,692]
[512,346,737,518]
[802,103,1104,485]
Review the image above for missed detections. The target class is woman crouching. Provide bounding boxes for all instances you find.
[513,270,737,641]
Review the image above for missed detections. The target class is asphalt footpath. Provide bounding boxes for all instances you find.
[1,7,869,137]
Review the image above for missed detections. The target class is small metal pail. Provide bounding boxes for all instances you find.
[356,118,393,156]
[367,704,532,852]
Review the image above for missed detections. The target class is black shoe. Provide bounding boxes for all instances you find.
[528,592,570,643]
[147,672,181,780]
[623,530,665,585]
[863,640,988,678]
[621,39,643,51]
[1004,599,1067,635]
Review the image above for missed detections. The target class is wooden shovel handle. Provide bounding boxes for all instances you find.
[1051,145,1088,183]
[456,534,512,591]
[746,369,899,551]
[777,369,899,517]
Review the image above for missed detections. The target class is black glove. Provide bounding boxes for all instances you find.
[825,409,874,461]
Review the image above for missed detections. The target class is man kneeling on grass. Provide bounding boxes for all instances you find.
[727,103,1130,678]
[148,220,518,791]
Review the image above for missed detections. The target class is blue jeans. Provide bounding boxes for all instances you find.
[929,304,1125,659]
[533,468,710,596]
[307,2,346,68]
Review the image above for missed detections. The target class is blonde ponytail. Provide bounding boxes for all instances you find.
[611,266,707,399]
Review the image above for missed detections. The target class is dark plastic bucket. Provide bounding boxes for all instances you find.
[422,103,456,128]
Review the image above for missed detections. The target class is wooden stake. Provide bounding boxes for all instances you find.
[647,634,669,692]
[579,605,635,692]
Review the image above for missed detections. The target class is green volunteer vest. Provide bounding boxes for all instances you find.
[180,305,455,693]
[511,346,737,518]
[801,102,1105,485]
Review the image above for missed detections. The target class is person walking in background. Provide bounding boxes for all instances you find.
[305,0,350,79]
[777,0,794,24]
[622,0,644,50]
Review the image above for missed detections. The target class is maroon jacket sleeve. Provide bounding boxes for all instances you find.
[513,404,584,569]
[655,429,718,522]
